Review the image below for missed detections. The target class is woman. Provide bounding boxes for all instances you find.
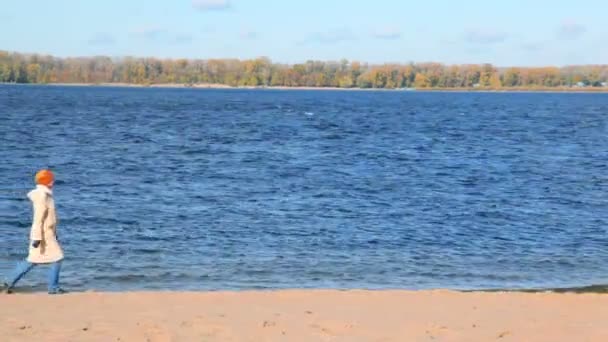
[2,169,65,294]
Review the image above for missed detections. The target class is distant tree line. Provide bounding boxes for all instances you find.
[1,50,607,89]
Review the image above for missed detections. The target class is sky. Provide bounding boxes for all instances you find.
[1,0,607,66]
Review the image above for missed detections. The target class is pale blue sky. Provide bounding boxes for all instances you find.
[1,0,606,66]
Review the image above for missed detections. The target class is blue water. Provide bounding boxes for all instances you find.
[1,85,607,292]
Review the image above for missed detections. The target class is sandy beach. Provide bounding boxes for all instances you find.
[1,290,607,341]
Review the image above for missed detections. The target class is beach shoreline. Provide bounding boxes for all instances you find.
[1,290,607,341]
[3,82,608,93]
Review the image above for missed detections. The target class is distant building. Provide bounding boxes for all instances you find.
[602,82,608,87]
[574,81,586,87]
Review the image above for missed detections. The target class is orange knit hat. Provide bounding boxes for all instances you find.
[35,169,55,186]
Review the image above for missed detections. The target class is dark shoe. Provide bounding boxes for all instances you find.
[48,288,67,295]
[2,283,13,294]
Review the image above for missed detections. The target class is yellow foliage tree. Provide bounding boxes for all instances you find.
[414,73,430,88]
[490,73,502,89]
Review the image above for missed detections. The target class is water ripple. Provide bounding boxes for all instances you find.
[1,86,607,291]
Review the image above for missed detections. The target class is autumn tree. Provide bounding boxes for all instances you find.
[414,73,430,88]
[1,50,607,89]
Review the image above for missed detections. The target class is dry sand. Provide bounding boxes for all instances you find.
[1,290,607,341]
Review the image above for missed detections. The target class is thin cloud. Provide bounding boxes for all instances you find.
[132,26,167,40]
[193,0,231,11]
[464,29,508,44]
[88,33,116,45]
[372,27,402,40]
[557,20,586,40]
[302,29,356,45]
[439,38,458,46]
[132,27,193,45]
[201,25,216,33]
[466,46,491,55]
[171,33,194,44]
[522,42,543,52]
[240,30,258,40]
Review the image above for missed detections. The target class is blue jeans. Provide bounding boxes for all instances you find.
[6,260,62,293]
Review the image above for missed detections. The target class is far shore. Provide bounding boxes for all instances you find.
[3,82,608,93]
[2,290,608,341]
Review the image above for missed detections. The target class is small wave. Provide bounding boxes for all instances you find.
[0,218,30,228]
[473,284,608,294]
[91,274,149,282]
[547,284,608,293]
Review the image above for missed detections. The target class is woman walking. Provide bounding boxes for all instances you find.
[2,169,65,294]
